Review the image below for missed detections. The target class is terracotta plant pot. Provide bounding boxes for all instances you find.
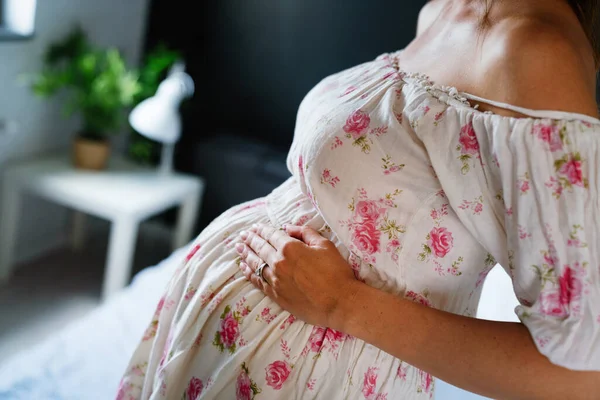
[73,137,110,170]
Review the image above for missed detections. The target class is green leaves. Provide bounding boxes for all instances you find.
[25,26,142,140]
[136,43,181,103]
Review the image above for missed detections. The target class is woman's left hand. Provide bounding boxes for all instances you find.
[235,224,357,328]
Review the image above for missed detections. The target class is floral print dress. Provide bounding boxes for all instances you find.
[118,50,600,399]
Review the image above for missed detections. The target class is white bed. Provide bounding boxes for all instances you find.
[0,246,185,400]
[0,243,518,400]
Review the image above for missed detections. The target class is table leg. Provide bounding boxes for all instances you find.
[0,176,20,282]
[172,189,201,251]
[102,218,138,301]
[71,211,87,251]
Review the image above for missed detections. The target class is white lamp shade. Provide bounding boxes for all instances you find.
[129,65,194,145]
[129,96,182,144]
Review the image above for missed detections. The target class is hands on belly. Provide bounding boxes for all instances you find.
[235,223,358,329]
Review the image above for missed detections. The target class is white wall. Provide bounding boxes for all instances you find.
[0,0,150,263]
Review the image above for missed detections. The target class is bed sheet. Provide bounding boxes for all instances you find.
[0,246,186,400]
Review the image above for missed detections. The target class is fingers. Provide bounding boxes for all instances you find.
[240,230,278,266]
[239,260,274,296]
[251,223,298,251]
[235,242,275,286]
[284,225,327,247]
[235,242,262,271]
[283,225,304,240]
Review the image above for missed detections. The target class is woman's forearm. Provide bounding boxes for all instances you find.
[332,280,599,400]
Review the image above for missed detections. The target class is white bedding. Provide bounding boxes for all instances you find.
[0,240,516,399]
[0,246,185,400]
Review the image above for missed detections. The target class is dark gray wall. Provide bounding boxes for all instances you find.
[199,1,425,147]
[146,0,426,149]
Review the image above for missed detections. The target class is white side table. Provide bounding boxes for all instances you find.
[0,154,205,300]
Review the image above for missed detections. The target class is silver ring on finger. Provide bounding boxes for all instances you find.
[255,262,269,284]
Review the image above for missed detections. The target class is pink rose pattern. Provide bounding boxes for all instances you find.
[418,204,464,276]
[457,195,484,215]
[362,367,388,400]
[545,152,589,198]
[341,109,388,153]
[301,326,349,359]
[184,285,197,301]
[213,298,250,354]
[321,169,341,188]
[433,110,446,126]
[410,103,432,129]
[429,227,454,258]
[330,136,343,150]
[306,326,325,353]
[456,121,480,174]
[558,265,583,309]
[417,369,434,396]
[352,221,381,255]
[236,363,261,400]
[265,360,292,390]
[341,188,405,266]
[339,85,356,97]
[142,297,165,341]
[419,205,451,261]
[200,289,217,308]
[186,244,202,262]
[256,307,277,324]
[458,122,479,155]
[344,109,371,139]
[381,154,405,175]
[362,367,378,399]
[184,377,204,400]
[405,290,432,307]
[558,155,585,187]
[532,122,564,152]
[518,225,532,240]
[532,245,587,320]
[517,118,597,364]
[396,363,408,381]
[279,314,297,330]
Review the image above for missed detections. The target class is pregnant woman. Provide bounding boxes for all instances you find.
[119,0,600,398]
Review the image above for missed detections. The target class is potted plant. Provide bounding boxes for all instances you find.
[25,26,141,170]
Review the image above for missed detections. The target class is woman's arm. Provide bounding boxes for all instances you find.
[237,225,600,400]
[335,277,600,400]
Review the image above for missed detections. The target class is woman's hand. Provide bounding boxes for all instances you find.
[235,223,357,328]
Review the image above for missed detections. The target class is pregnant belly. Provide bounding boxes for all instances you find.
[141,177,430,399]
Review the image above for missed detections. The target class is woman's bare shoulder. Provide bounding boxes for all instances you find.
[476,15,598,117]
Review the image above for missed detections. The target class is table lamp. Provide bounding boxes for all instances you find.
[129,61,195,175]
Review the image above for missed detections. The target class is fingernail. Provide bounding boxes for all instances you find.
[252,223,258,228]
[235,243,244,253]
[240,231,248,239]
[282,224,287,230]
[239,261,248,269]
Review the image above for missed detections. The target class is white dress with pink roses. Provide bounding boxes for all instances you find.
[118,50,600,400]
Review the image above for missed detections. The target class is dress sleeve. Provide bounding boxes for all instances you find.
[494,118,600,371]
